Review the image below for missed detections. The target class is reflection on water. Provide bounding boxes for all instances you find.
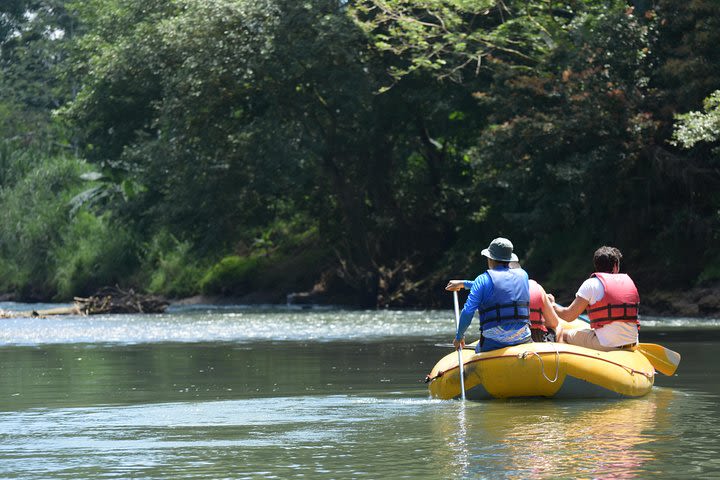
[492,393,663,479]
[0,309,717,478]
[439,402,472,479]
[2,386,718,479]
[427,387,720,479]
[0,395,473,478]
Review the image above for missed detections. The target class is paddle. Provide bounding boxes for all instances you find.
[634,343,681,376]
[453,291,466,400]
[576,313,681,375]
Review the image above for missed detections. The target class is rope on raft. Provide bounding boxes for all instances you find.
[425,348,654,383]
[519,346,561,383]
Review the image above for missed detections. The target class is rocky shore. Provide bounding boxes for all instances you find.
[642,286,720,318]
[173,285,720,319]
[3,283,719,319]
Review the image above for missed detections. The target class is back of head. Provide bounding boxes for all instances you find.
[593,246,622,273]
[488,259,510,269]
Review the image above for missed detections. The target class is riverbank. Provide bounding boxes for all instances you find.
[642,285,720,317]
[169,285,720,318]
[2,282,718,318]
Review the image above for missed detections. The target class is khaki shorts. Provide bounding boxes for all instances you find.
[563,328,621,352]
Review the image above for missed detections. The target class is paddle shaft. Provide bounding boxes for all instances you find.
[453,291,466,400]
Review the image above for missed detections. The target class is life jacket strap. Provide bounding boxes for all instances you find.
[529,307,545,329]
[480,301,530,326]
[587,302,639,323]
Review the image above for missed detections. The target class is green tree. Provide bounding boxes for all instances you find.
[355,1,661,286]
[53,0,720,305]
[64,0,476,305]
[671,89,720,284]
[0,0,77,142]
[672,90,720,149]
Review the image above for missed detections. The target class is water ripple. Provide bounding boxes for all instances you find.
[0,304,716,346]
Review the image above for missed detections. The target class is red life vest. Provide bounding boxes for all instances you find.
[528,280,547,332]
[586,272,640,329]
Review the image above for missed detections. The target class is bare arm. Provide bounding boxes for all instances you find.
[534,283,562,329]
[553,295,590,321]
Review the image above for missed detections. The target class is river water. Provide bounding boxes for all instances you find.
[0,304,718,479]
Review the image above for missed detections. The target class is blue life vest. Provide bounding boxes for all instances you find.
[479,268,531,328]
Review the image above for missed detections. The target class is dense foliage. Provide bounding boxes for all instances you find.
[0,0,718,305]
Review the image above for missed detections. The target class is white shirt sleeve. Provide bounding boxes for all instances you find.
[576,277,604,305]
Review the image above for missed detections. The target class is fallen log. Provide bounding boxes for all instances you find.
[0,305,81,318]
[74,286,169,314]
[0,286,169,318]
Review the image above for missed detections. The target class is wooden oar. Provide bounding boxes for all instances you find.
[576,313,680,375]
[453,291,466,400]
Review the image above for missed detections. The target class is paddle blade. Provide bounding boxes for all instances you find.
[638,343,681,376]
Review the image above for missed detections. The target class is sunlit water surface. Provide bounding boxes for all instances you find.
[0,305,717,478]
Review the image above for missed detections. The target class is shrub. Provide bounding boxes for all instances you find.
[53,211,138,299]
[144,231,204,298]
[698,256,720,286]
[0,153,88,298]
[199,255,262,296]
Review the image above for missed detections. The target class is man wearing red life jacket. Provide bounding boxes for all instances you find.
[553,246,639,351]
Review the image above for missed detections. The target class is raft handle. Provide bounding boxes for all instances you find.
[424,369,445,383]
[519,348,561,383]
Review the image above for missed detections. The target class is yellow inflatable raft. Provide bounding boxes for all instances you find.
[426,341,655,400]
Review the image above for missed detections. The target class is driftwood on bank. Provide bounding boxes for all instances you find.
[0,286,169,318]
[74,286,169,314]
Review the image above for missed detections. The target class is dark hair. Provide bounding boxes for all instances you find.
[593,246,622,273]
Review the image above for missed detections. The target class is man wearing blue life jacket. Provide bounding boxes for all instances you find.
[446,237,533,352]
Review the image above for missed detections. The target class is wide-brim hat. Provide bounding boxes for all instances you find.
[481,237,519,262]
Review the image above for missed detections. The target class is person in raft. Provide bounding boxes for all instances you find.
[445,237,557,352]
[529,279,562,342]
[508,261,562,343]
[552,246,639,351]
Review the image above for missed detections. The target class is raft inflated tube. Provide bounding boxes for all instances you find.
[426,341,654,400]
